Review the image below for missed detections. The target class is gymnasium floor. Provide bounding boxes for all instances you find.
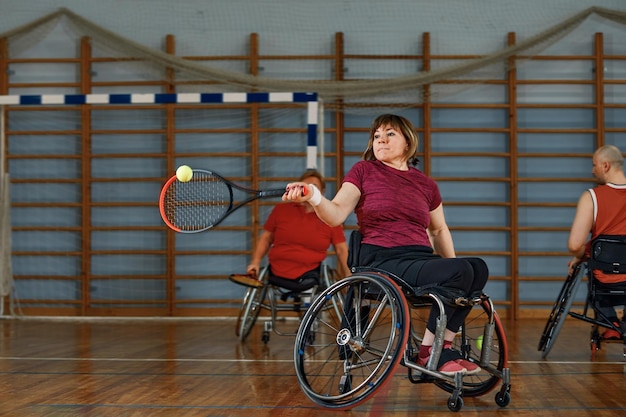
[1,316,624,416]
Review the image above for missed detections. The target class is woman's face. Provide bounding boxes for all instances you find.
[372,124,408,166]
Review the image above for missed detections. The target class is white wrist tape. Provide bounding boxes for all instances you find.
[308,184,322,206]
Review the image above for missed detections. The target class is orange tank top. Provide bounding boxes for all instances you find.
[588,183,626,283]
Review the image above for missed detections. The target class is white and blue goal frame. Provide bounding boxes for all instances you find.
[0,91,323,171]
[0,91,322,314]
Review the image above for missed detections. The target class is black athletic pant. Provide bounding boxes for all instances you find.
[360,244,489,333]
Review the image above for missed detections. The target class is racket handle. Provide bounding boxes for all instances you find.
[279,185,307,196]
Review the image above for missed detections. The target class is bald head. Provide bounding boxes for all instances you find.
[594,145,624,169]
[592,145,625,184]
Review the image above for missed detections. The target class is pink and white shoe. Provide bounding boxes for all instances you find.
[455,358,481,375]
[418,347,469,376]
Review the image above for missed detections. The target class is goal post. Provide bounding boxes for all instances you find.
[0,105,13,315]
[1,91,324,317]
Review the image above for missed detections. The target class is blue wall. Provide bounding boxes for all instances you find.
[3,0,626,314]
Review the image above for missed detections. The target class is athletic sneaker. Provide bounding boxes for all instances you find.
[437,360,467,376]
[418,347,467,376]
[455,358,481,375]
[602,322,622,340]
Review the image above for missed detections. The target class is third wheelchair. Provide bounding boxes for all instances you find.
[538,234,626,359]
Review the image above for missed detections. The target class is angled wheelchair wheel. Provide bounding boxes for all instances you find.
[293,272,410,410]
[236,268,269,341]
[537,264,584,358]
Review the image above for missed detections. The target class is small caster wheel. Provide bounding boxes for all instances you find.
[447,396,463,412]
[262,331,270,344]
[495,391,511,407]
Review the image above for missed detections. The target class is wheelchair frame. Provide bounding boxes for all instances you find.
[539,260,626,359]
[235,264,339,343]
[293,265,511,412]
[537,264,584,358]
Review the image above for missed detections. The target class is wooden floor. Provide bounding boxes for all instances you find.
[1,316,625,417]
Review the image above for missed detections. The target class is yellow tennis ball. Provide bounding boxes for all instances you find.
[476,335,483,351]
[176,165,193,182]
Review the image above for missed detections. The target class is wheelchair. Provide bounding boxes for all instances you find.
[293,232,511,412]
[538,235,626,360]
[231,263,339,343]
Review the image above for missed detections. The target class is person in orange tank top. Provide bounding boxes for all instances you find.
[567,144,626,339]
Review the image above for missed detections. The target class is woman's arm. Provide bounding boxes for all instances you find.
[283,181,361,227]
[427,203,456,258]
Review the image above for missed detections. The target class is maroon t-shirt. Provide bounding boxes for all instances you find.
[343,160,442,248]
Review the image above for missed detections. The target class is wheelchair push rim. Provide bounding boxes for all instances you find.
[293,273,410,410]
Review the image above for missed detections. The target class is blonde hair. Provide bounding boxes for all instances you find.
[362,114,420,166]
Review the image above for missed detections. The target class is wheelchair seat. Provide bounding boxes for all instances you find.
[267,267,320,293]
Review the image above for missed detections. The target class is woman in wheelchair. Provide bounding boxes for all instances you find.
[567,144,626,340]
[283,114,489,376]
[247,169,350,289]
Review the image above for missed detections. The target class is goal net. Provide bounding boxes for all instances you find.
[5,6,626,108]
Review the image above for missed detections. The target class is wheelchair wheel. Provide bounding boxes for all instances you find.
[436,299,508,397]
[293,272,410,410]
[320,264,343,319]
[537,264,584,358]
[236,282,268,342]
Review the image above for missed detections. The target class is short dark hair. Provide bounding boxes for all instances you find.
[299,169,325,191]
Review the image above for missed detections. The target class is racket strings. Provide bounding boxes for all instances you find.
[163,171,231,231]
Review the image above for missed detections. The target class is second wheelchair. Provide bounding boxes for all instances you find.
[232,264,339,343]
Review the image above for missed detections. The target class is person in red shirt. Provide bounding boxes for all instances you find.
[283,114,488,376]
[247,170,350,288]
[568,144,626,339]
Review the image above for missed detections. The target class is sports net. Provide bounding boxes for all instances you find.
[4,5,626,108]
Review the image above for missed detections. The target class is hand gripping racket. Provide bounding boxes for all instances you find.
[159,169,304,233]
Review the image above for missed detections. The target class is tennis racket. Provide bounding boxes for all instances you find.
[159,169,305,233]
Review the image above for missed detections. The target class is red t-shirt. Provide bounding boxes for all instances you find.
[588,183,626,283]
[343,160,442,248]
[265,202,346,279]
